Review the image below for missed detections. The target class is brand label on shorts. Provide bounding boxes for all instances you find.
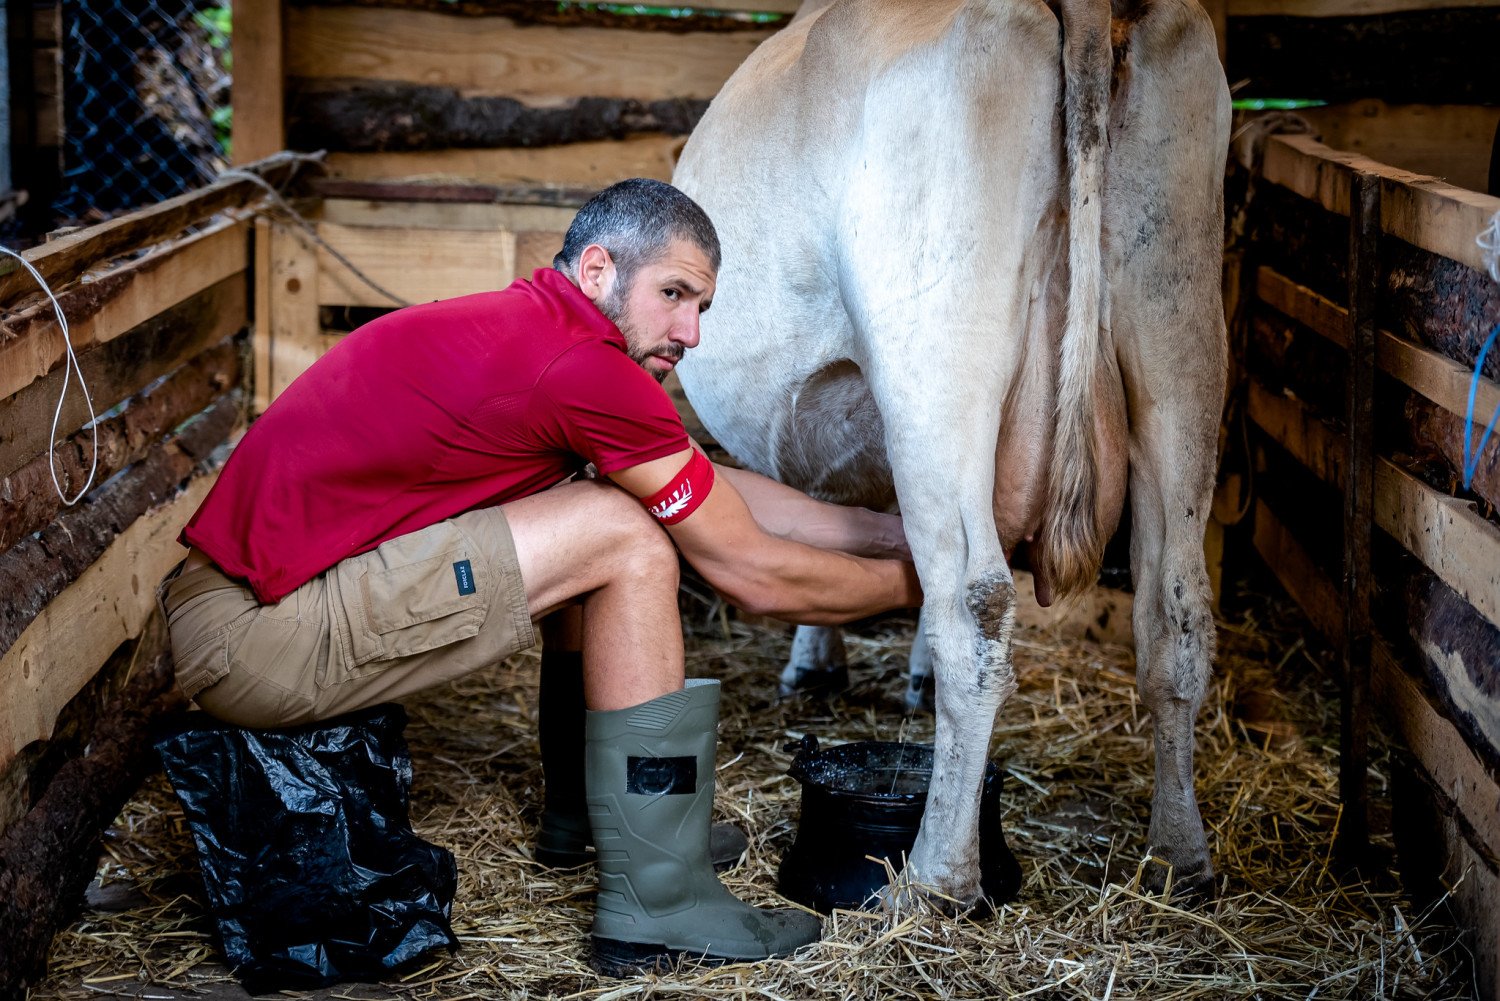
[453,560,476,596]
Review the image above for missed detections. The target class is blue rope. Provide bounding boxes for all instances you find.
[1464,321,1500,489]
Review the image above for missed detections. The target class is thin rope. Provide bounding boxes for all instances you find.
[218,162,412,308]
[1464,211,1500,489]
[0,246,98,506]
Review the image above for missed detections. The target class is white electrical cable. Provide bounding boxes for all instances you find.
[0,247,98,506]
[1479,209,1500,284]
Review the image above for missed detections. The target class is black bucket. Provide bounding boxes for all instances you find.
[777,737,1022,913]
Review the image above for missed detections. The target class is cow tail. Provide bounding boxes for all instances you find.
[1041,0,1112,601]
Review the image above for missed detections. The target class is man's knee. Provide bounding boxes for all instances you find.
[607,503,679,587]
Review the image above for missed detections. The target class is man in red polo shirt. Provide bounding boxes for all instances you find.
[160,179,921,975]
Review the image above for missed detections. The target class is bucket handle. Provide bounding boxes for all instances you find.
[783,734,819,782]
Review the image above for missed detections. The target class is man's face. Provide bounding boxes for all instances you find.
[592,239,717,383]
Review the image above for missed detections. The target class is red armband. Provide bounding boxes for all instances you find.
[641,450,715,525]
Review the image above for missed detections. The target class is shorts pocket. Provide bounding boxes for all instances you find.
[167,586,259,699]
[331,520,491,671]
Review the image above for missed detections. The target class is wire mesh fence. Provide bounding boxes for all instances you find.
[55,0,230,226]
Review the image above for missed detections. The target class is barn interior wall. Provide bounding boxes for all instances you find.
[1228,128,1500,997]
[4,0,1500,991]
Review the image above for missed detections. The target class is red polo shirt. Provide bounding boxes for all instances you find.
[182,268,690,603]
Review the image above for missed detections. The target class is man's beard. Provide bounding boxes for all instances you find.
[599,283,683,383]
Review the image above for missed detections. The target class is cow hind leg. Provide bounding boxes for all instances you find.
[1107,0,1230,899]
[780,625,850,696]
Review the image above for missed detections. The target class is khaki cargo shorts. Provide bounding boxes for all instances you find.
[158,507,536,728]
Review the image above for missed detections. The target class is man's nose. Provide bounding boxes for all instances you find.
[674,313,701,349]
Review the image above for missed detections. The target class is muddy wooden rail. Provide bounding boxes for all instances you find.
[1237,131,1500,992]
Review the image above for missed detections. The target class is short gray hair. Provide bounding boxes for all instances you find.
[553,179,720,292]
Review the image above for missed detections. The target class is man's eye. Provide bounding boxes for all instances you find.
[663,288,680,302]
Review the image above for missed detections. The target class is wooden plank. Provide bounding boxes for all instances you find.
[32,42,61,146]
[0,395,242,663]
[1229,0,1500,14]
[0,642,181,993]
[285,6,773,101]
[231,0,285,163]
[1376,460,1500,633]
[288,85,708,153]
[1339,171,1379,858]
[253,218,274,415]
[1246,379,1347,487]
[1253,500,1343,640]
[315,221,516,307]
[325,135,683,187]
[515,231,563,278]
[0,152,309,308]
[0,275,247,480]
[1376,642,1500,866]
[1249,374,1500,627]
[310,178,595,207]
[1407,395,1500,511]
[1296,101,1500,193]
[1255,500,1500,867]
[0,219,247,403]
[267,223,324,402]
[1255,267,1500,428]
[320,198,574,233]
[285,0,803,24]
[0,460,222,772]
[1394,571,1500,777]
[1264,134,1500,276]
[0,342,241,555]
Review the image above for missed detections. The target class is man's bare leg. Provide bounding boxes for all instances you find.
[505,480,684,709]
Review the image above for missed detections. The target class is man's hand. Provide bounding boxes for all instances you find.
[610,448,921,625]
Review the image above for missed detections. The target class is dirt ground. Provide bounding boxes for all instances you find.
[27,578,1475,1000]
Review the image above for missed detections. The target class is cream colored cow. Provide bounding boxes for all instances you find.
[674,0,1229,905]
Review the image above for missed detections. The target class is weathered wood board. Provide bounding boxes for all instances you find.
[1294,102,1500,194]
[0,219,247,403]
[325,135,684,188]
[0,275,247,479]
[284,6,773,102]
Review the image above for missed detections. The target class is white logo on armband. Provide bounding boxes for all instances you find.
[650,483,693,521]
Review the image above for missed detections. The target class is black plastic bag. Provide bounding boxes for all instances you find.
[155,704,459,992]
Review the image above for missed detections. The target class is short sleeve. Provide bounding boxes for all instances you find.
[532,341,690,474]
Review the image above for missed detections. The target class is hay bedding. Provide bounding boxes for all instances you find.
[30,584,1471,1001]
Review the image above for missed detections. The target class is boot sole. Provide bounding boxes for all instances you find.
[592,937,761,977]
[538,849,741,874]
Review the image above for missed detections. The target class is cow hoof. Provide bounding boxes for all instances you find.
[778,662,851,698]
[1142,856,1216,903]
[903,670,935,714]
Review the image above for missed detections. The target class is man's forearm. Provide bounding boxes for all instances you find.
[725,535,922,626]
[716,464,908,559]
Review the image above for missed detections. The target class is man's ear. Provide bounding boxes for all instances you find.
[577,244,616,303]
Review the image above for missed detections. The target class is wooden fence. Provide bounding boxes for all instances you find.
[0,153,312,991]
[235,0,800,188]
[1219,0,1500,193]
[1234,131,1500,992]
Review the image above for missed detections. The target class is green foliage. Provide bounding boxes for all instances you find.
[555,2,786,24]
[1231,98,1328,111]
[194,5,233,156]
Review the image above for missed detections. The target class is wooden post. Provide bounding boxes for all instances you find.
[231,0,285,163]
[266,221,321,402]
[1337,170,1379,865]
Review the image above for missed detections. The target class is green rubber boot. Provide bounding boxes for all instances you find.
[536,653,747,871]
[586,679,821,976]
